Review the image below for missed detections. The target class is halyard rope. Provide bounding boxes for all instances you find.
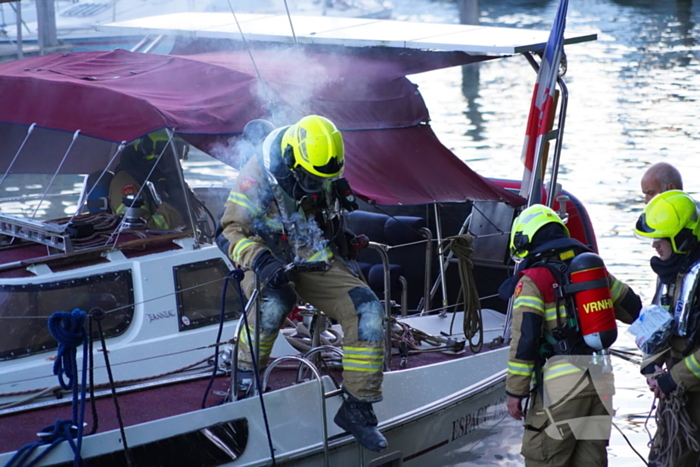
[438,233,483,353]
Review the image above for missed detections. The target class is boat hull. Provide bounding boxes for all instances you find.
[0,348,521,466]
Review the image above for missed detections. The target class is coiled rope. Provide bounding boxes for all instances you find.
[5,309,88,467]
[649,383,700,466]
[438,233,483,352]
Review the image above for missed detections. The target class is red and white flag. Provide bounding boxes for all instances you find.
[520,0,568,202]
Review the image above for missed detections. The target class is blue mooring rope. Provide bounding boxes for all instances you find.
[4,309,88,467]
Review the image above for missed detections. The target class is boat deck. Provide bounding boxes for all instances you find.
[0,339,505,455]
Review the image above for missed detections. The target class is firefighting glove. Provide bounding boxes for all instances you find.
[655,371,678,397]
[344,231,369,260]
[252,250,289,289]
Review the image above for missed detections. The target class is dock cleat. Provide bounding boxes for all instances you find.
[334,392,387,452]
[235,369,254,400]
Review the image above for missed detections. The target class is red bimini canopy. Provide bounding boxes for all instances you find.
[0,46,523,207]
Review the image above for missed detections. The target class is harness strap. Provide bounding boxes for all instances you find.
[561,278,609,295]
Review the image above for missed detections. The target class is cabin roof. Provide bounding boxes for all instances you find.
[99,12,596,56]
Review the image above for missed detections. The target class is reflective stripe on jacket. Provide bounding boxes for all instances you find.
[219,144,335,269]
[506,269,636,398]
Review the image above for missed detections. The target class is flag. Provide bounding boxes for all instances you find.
[520,0,568,202]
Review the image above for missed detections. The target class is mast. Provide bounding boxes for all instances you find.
[36,0,58,56]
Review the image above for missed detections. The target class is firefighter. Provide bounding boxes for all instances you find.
[218,115,387,452]
[634,190,700,467]
[109,130,188,230]
[501,204,641,467]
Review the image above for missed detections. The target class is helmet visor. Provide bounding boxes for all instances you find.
[296,169,331,194]
[634,213,659,238]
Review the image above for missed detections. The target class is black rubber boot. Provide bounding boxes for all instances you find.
[333,392,388,452]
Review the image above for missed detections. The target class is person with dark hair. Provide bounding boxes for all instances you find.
[218,115,386,452]
[634,190,700,467]
[641,162,683,204]
[109,131,188,230]
[501,204,641,467]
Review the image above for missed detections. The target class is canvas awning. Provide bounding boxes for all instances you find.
[0,47,523,206]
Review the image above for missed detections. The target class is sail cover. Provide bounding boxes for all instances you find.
[0,47,523,206]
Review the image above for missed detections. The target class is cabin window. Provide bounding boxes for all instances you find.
[174,259,242,332]
[0,270,134,360]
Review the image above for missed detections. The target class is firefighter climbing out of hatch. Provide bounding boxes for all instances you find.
[500,204,642,467]
[109,130,189,231]
[634,190,700,467]
[217,115,387,453]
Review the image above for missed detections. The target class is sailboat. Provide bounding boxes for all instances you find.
[0,9,597,466]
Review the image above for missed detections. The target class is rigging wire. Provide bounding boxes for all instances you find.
[106,129,175,246]
[225,0,265,82]
[282,0,298,43]
[225,0,313,126]
[65,141,126,228]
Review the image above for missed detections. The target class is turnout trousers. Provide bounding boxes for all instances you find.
[521,391,611,467]
[237,261,385,402]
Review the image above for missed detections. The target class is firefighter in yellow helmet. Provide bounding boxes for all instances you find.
[218,115,387,452]
[634,190,700,467]
[109,130,188,230]
[501,204,641,467]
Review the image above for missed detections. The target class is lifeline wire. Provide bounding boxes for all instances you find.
[0,275,229,319]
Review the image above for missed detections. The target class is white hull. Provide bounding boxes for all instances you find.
[0,348,521,466]
[0,240,240,406]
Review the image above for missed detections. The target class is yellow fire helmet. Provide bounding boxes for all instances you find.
[510,204,569,260]
[634,190,700,254]
[281,115,345,182]
[134,130,189,161]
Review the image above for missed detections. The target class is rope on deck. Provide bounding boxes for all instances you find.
[439,233,483,353]
[4,309,88,467]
